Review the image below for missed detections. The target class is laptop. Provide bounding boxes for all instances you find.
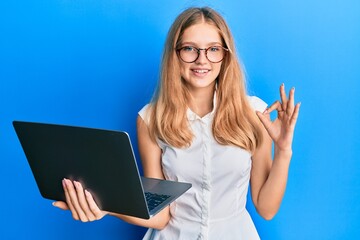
[13,120,191,219]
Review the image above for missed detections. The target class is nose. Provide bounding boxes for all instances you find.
[195,49,208,64]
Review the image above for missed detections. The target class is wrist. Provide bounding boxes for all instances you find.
[274,148,293,160]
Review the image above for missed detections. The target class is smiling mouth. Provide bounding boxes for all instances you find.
[192,69,210,73]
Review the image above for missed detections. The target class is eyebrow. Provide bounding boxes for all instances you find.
[181,41,223,47]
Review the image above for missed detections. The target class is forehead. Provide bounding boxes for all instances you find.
[181,22,222,45]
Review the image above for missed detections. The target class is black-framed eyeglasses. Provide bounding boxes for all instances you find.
[176,45,229,63]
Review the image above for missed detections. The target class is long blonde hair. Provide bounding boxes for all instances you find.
[148,7,263,153]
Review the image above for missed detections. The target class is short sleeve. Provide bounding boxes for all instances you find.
[138,104,151,125]
[247,96,268,113]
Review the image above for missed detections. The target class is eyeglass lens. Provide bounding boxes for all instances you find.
[178,46,227,63]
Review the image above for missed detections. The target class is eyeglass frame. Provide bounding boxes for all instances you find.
[176,45,229,63]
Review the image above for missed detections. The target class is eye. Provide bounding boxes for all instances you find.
[209,46,221,52]
[182,46,196,52]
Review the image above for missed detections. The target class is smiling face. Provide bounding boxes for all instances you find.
[178,22,223,94]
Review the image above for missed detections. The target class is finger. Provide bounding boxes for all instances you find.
[52,201,69,210]
[280,83,288,111]
[264,101,284,117]
[256,111,274,137]
[63,179,80,220]
[74,181,97,221]
[286,87,295,116]
[64,179,89,222]
[85,190,106,220]
[290,102,301,127]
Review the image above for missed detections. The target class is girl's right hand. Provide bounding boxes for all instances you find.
[52,178,108,222]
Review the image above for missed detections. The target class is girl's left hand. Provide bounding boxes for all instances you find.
[256,84,301,152]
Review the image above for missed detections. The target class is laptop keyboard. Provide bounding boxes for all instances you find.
[145,192,171,211]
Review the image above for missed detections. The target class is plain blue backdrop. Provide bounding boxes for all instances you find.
[1,0,359,239]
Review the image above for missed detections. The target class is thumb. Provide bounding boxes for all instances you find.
[256,111,272,131]
[52,201,69,210]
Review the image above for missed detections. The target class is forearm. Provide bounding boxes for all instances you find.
[255,149,292,220]
[108,207,170,230]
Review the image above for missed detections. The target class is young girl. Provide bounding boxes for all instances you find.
[54,7,300,239]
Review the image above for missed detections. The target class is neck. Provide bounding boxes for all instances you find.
[187,86,215,117]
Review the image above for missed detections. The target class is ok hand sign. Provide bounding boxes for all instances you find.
[256,84,301,152]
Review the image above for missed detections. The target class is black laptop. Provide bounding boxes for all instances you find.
[13,121,191,219]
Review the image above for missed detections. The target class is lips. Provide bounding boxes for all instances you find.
[192,69,210,73]
[191,69,210,77]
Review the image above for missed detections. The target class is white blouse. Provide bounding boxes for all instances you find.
[139,96,267,240]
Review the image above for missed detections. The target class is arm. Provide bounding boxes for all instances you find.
[53,115,171,229]
[108,115,171,229]
[250,84,300,220]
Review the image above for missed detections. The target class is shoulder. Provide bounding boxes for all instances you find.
[247,96,268,112]
[138,103,152,125]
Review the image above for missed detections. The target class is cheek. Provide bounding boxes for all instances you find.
[179,63,190,79]
[213,63,222,76]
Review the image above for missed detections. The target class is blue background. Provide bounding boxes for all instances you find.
[1,0,359,239]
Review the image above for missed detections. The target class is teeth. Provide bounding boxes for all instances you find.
[193,69,209,73]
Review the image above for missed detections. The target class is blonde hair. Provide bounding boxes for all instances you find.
[148,7,263,153]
